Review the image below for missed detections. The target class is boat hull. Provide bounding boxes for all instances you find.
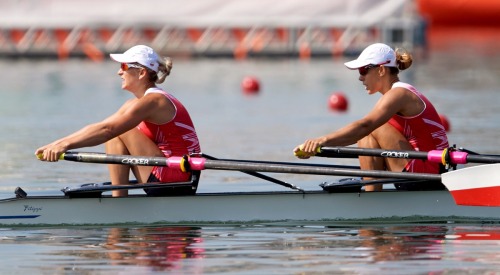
[1,190,499,226]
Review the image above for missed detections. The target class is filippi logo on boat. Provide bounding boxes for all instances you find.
[23,205,42,213]
[381,151,409,158]
[121,157,149,165]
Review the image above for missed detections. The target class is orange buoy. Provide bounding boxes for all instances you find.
[328,92,348,111]
[439,114,451,132]
[241,76,260,94]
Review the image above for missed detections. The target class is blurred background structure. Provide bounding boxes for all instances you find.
[0,0,423,60]
[0,0,498,60]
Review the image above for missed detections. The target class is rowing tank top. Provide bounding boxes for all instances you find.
[137,88,201,182]
[388,82,449,174]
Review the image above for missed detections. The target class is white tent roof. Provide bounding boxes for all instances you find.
[0,0,414,28]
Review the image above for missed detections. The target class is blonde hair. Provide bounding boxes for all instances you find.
[155,56,173,84]
[395,48,413,71]
[144,56,173,84]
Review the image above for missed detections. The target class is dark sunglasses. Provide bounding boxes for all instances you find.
[358,64,378,76]
[358,60,391,76]
[120,63,143,71]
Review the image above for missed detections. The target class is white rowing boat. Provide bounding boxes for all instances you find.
[13,148,497,226]
[1,180,499,226]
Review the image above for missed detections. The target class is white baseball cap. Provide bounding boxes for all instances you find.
[344,43,396,69]
[110,45,159,73]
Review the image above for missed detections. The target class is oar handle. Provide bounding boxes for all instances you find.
[315,146,500,165]
[36,153,67,161]
[294,146,321,158]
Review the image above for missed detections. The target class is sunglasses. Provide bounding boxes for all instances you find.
[358,60,391,76]
[120,63,143,71]
[358,64,378,76]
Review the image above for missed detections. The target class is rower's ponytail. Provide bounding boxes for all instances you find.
[395,48,413,71]
[154,56,173,84]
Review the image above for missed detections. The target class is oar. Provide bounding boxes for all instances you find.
[58,152,500,206]
[60,151,432,179]
[52,151,306,192]
[201,153,305,192]
[315,146,500,164]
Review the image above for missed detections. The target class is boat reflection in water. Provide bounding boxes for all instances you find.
[355,226,448,262]
[103,226,205,272]
[2,223,500,273]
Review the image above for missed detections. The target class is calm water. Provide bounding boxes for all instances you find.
[0,46,500,273]
[1,224,499,274]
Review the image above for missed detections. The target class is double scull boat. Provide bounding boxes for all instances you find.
[5,149,496,226]
[1,178,499,226]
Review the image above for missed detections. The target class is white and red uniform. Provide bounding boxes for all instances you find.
[137,88,201,182]
[388,82,449,174]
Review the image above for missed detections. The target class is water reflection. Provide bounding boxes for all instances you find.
[356,226,447,262]
[104,226,205,272]
[1,224,500,273]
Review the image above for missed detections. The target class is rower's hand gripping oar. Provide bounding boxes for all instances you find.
[293,145,322,159]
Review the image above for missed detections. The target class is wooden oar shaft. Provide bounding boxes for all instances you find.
[318,146,500,164]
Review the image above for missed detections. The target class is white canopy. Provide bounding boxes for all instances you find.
[0,0,414,28]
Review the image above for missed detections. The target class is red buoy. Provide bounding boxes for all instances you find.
[439,114,451,132]
[241,76,260,94]
[328,92,348,111]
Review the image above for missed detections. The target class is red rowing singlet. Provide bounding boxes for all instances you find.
[137,88,201,182]
[388,82,449,173]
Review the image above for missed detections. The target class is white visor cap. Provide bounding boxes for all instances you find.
[110,45,159,73]
[344,43,396,69]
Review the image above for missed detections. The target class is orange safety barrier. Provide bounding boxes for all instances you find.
[233,44,247,60]
[299,42,311,59]
[143,28,157,42]
[187,28,203,42]
[54,29,70,43]
[231,28,247,43]
[98,28,114,43]
[10,29,26,44]
[82,42,104,62]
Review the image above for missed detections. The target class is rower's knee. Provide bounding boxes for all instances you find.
[357,133,379,149]
[105,136,128,154]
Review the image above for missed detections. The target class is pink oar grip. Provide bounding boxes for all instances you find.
[450,151,468,164]
[427,150,443,163]
[167,156,184,169]
[427,150,468,164]
[167,156,206,171]
[188,157,206,170]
